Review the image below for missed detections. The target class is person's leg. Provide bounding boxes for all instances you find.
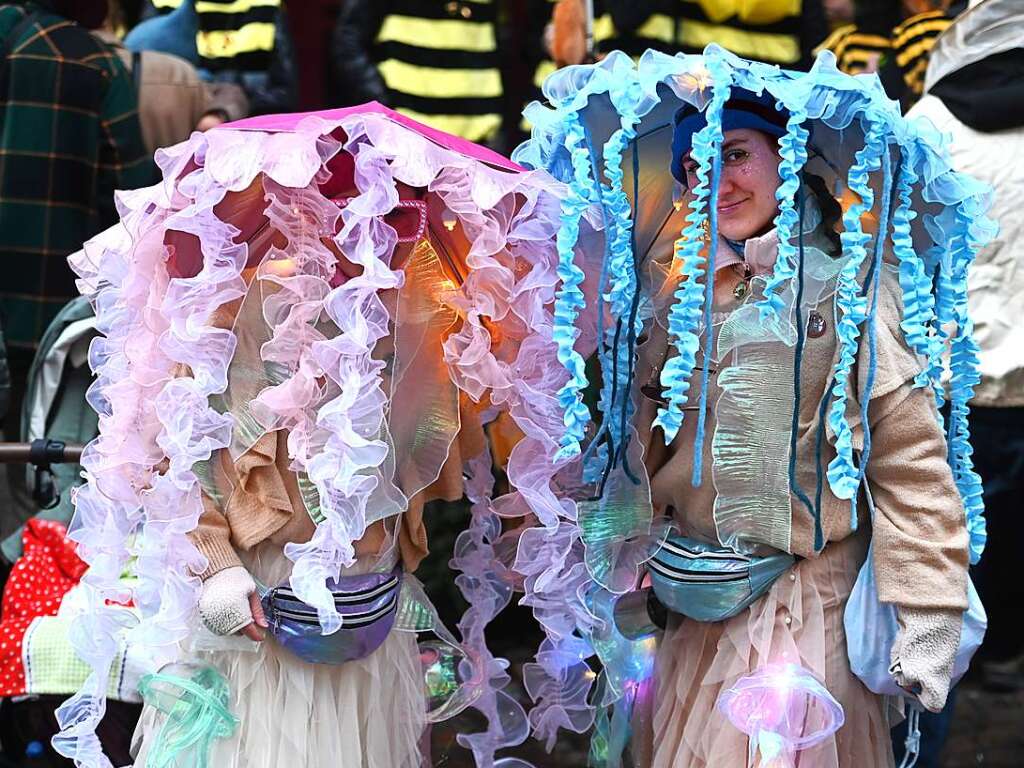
[0,695,142,767]
[968,407,1024,665]
[94,699,144,767]
[0,695,69,767]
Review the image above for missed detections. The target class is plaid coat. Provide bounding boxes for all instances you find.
[0,4,155,350]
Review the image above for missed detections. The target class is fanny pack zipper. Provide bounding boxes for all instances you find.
[271,576,400,606]
[649,558,749,583]
[272,595,399,627]
[659,539,752,562]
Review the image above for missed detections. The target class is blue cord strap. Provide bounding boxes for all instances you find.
[891,146,942,394]
[854,143,895,531]
[788,185,824,550]
[584,113,642,486]
[580,126,615,484]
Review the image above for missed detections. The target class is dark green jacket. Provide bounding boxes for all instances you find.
[0,4,154,351]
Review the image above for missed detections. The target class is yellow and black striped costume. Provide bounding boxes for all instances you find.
[671,0,804,67]
[817,9,955,102]
[593,1,677,59]
[531,0,559,89]
[523,0,558,132]
[592,0,806,66]
[816,24,890,75]
[151,0,279,73]
[891,9,953,99]
[525,0,810,129]
[370,1,503,143]
[520,1,676,131]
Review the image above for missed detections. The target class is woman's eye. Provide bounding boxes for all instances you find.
[724,149,749,163]
[684,163,699,176]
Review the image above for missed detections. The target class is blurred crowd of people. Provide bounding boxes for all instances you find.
[0,0,981,510]
[0,0,973,368]
[0,0,1020,766]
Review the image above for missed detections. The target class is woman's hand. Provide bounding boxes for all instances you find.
[889,607,962,712]
[198,566,269,641]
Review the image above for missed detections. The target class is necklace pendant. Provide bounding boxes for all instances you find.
[807,310,827,338]
[733,280,748,300]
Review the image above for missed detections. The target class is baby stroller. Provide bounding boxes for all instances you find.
[0,297,143,767]
[2,295,96,563]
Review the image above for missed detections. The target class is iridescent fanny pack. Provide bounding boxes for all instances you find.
[260,566,402,665]
[647,535,794,623]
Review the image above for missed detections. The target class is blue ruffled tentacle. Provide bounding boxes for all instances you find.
[554,113,598,460]
[580,132,614,485]
[825,116,885,509]
[757,107,811,320]
[946,205,987,564]
[583,112,642,483]
[603,122,641,327]
[891,146,944,397]
[856,144,895,503]
[654,57,731,446]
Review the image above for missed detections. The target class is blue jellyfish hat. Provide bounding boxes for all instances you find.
[512,44,995,765]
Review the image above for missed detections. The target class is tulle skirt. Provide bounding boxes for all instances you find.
[132,543,426,768]
[638,529,896,768]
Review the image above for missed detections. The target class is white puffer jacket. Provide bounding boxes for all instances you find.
[909,0,1024,407]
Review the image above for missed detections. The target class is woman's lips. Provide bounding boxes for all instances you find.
[717,199,746,216]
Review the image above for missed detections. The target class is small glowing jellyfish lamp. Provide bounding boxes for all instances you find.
[716,663,845,768]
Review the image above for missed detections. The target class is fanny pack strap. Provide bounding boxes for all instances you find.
[261,564,403,617]
[649,534,795,624]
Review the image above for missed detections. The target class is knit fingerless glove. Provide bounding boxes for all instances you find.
[198,566,258,636]
[889,606,963,712]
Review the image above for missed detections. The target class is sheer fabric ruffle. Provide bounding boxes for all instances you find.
[65,104,596,767]
[641,531,895,768]
[132,543,426,768]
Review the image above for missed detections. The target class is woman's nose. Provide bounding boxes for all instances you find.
[716,170,736,196]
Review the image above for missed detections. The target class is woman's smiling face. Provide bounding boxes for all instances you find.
[681,129,783,241]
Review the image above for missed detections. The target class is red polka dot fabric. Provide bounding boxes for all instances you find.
[0,519,86,696]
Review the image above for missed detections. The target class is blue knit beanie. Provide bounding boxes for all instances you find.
[671,89,789,184]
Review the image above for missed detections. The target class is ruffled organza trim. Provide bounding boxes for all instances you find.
[59,125,258,764]
[513,43,996,765]
[64,107,594,767]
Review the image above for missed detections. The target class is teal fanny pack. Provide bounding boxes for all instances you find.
[648,535,795,623]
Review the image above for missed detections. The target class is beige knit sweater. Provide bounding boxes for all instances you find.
[189,411,481,580]
[635,229,970,612]
[186,296,486,581]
